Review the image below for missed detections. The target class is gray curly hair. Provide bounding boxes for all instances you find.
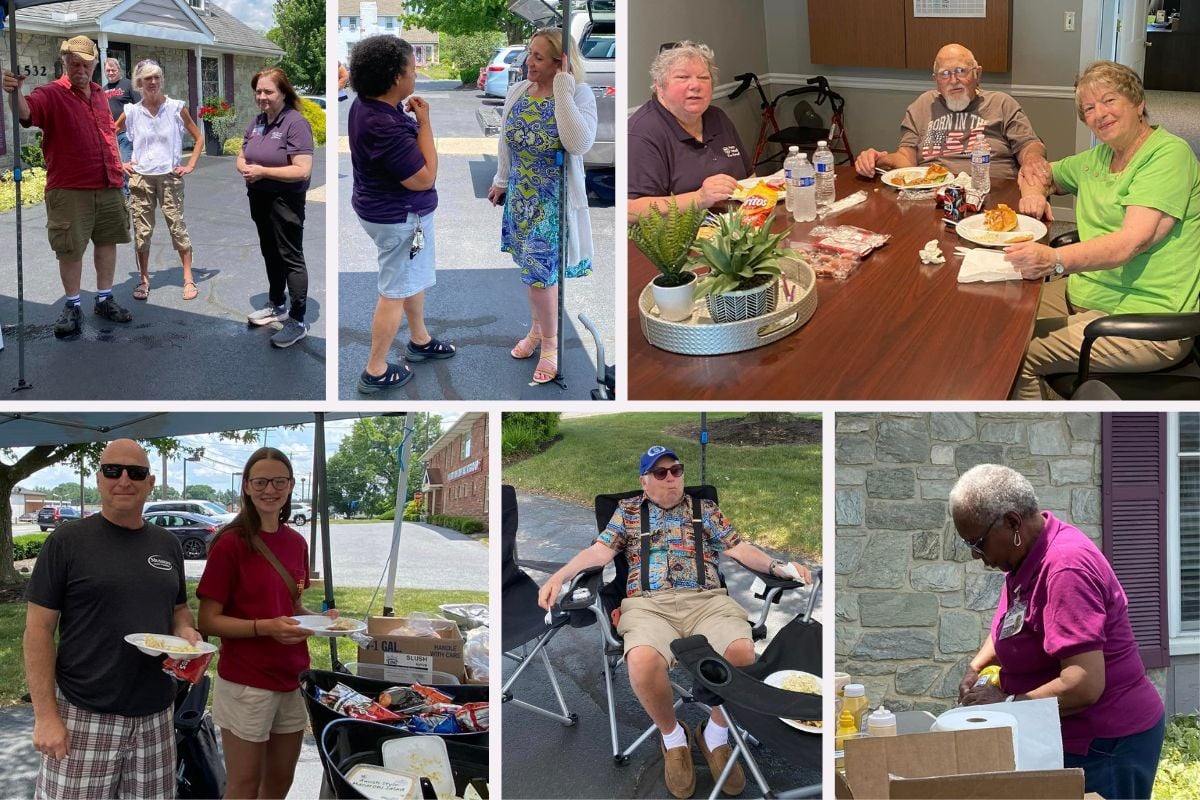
[649,40,718,94]
[948,464,1040,527]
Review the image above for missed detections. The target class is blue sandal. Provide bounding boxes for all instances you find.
[357,362,414,394]
[405,337,457,362]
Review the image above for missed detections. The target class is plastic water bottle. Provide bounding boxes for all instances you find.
[783,146,801,213]
[970,136,991,196]
[793,153,816,223]
[813,140,836,209]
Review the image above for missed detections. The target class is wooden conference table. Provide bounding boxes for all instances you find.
[627,166,1045,400]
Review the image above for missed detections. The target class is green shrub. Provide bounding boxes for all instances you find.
[13,533,49,560]
[222,137,243,156]
[20,132,45,168]
[402,499,423,521]
[379,507,395,521]
[442,30,506,78]
[298,98,326,147]
[502,412,561,458]
[426,514,485,535]
[0,167,47,213]
[1156,714,1200,799]
[458,68,478,85]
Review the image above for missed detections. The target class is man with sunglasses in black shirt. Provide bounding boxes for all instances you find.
[24,438,201,799]
[537,445,812,799]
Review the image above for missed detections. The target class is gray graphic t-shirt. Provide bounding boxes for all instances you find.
[899,89,1040,181]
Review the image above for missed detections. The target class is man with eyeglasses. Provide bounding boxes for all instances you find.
[24,438,200,798]
[854,43,1050,183]
[537,445,812,799]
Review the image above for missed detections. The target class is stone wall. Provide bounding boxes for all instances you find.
[834,412,1103,714]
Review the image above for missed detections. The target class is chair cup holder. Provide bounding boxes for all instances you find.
[697,657,732,687]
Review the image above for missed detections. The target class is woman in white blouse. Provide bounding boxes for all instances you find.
[487,28,596,385]
[115,60,203,301]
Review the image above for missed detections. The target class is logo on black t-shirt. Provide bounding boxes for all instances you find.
[147,555,173,571]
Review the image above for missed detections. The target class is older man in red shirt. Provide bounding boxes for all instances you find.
[3,36,134,339]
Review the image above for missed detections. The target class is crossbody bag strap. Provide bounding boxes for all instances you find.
[250,533,300,605]
[691,495,706,588]
[639,498,652,595]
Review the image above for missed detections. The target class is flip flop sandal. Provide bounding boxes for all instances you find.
[181,282,198,301]
[357,362,414,394]
[405,337,457,362]
[133,279,150,300]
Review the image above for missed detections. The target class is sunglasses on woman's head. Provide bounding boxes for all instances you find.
[647,464,684,480]
[248,476,292,490]
[100,463,151,480]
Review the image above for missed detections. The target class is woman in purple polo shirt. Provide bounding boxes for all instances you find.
[237,67,314,349]
[348,35,456,393]
[950,464,1165,800]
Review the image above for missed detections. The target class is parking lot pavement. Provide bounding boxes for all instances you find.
[503,491,823,799]
[337,82,615,400]
[0,148,326,400]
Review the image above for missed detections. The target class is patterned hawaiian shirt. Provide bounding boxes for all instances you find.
[596,493,741,597]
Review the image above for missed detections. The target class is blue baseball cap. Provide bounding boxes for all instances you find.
[639,445,679,475]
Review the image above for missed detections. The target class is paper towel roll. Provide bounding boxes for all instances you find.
[931,708,1019,757]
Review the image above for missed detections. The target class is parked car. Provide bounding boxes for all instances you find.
[17,512,35,523]
[482,44,526,98]
[290,504,317,525]
[143,499,236,524]
[301,94,327,109]
[37,505,81,531]
[143,511,221,560]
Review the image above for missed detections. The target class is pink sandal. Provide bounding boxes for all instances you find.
[511,329,541,359]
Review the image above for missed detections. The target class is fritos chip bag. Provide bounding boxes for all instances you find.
[737,182,783,228]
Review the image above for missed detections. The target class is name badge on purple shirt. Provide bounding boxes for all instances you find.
[999,596,1027,639]
[252,124,265,139]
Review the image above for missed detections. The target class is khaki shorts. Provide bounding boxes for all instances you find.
[211,675,307,743]
[616,588,751,668]
[44,188,131,261]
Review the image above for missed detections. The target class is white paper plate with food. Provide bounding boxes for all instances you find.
[880,165,952,188]
[125,633,216,659]
[732,170,787,201]
[956,207,1048,248]
[381,736,453,799]
[291,615,367,637]
[765,669,823,733]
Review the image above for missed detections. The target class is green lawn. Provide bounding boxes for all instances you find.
[0,581,486,705]
[503,412,821,557]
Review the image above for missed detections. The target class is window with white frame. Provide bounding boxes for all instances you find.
[461,435,471,460]
[1169,412,1199,654]
[200,56,220,103]
[187,0,205,10]
[382,16,396,30]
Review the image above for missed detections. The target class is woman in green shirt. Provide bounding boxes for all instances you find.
[1006,60,1200,400]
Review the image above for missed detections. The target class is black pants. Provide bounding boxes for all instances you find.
[248,189,307,322]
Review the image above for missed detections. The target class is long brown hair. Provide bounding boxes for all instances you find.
[209,447,294,553]
[251,67,302,111]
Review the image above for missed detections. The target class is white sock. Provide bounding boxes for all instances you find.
[661,722,687,750]
[704,717,729,750]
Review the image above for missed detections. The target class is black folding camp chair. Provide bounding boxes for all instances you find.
[501,484,578,725]
[173,674,226,800]
[673,569,824,799]
[319,717,489,799]
[551,485,807,765]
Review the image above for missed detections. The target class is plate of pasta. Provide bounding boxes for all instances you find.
[125,633,216,659]
[765,669,823,733]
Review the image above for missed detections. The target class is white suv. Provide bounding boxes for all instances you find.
[143,500,235,523]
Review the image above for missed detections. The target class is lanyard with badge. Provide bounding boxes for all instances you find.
[999,583,1027,639]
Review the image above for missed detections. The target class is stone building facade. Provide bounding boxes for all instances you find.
[421,413,488,524]
[834,411,1112,714]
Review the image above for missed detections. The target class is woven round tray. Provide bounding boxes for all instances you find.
[639,258,818,355]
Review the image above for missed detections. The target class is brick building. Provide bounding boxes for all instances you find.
[420,413,488,523]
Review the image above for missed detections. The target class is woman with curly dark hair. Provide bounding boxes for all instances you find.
[349,35,455,394]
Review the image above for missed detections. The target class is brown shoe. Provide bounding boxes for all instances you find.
[660,724,696,799]
[696,720,746,796]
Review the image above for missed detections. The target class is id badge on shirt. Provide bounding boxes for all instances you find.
[252,124,265,139]
[999,596,1027,639]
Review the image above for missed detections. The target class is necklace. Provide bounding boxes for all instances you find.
[1110,125,1152,172]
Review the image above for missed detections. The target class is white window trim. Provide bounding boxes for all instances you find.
[1168,412,1200,656]
[200,53,223,103]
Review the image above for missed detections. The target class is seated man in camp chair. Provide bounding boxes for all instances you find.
[537,445,812,800]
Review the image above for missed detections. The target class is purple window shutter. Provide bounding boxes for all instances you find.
[187,51,197,118]
[223,55,235,105]
[1102,413,1171,669]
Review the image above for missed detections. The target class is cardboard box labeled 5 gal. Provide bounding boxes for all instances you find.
[357,616,465,681]
[835,727,1091,800]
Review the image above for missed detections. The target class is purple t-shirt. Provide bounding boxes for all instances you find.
[628,94,750,200]
[993,511,1164,754]
[240,106,314,194]
[349,97,437,224]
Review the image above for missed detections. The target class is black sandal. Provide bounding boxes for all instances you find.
[357,362,414,394]
[405,337,457,362]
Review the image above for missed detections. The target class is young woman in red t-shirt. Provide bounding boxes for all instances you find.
[197,447,335,798]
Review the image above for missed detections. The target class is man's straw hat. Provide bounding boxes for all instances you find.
[59,36,99,61]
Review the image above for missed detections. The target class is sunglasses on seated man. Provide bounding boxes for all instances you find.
[646,463,684,480]
[100,463,151,480]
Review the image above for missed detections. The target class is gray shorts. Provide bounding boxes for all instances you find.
[358,212,437,299]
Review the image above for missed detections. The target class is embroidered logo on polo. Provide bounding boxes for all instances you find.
[147,555,173,571]
[270,131,284,140]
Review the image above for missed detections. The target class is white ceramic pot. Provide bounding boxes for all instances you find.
[705,276,778,323]
[650,273,697,322]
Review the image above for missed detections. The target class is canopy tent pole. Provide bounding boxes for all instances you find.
[550,0,572,391]
[382,411,415,617]
[313,413,342,670]
[699,412,708,485]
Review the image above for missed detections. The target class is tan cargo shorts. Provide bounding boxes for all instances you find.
[211,675,307,743]
[44,187,130,261]
[616,588,751,667]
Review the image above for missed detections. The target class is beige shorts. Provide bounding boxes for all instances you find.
[616,588,752,668]
[211,675,307,743]
[44,188,131,261]
[129,172,191,253]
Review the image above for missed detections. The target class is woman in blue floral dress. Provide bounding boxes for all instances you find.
[488,28,597,384]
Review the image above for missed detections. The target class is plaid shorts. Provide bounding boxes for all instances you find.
[35,691,175,800]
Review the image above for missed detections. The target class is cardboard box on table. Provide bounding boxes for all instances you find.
[357,616,466,681]
[834,727,1096,799]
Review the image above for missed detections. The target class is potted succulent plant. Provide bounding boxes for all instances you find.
[690,209,794,323]
[629,197,707,322]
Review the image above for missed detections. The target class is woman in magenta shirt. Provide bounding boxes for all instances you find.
[950,464,1165,800]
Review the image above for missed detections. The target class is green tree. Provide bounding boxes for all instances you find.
[326,414,442,516]
[183,484,217,502]
[405,0,534,43]
[441,30,506,79]
[266,0,325,93]
[47,482,99,505]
